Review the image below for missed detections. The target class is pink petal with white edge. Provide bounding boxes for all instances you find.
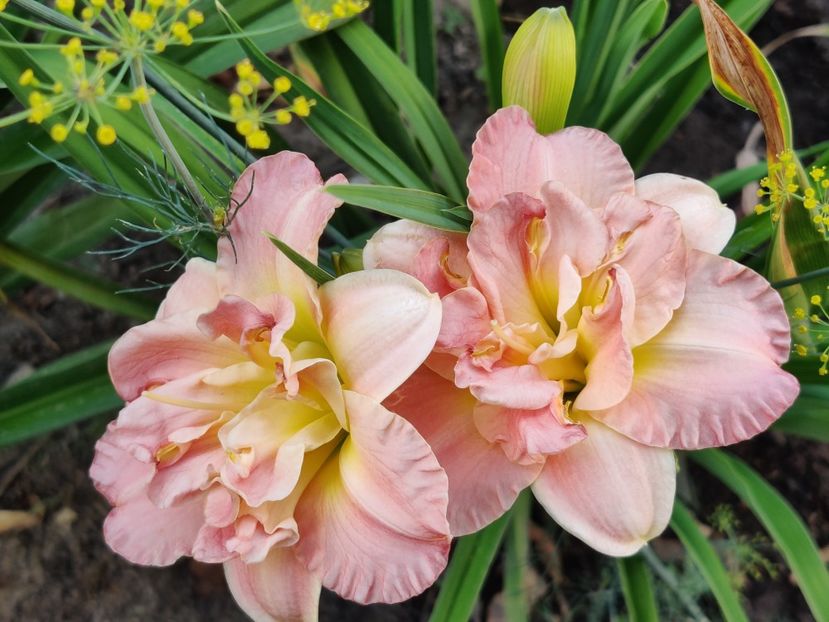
[224,546,321,622]
[600,194,688,345]
[156,258,220,319]
[386,367,541,536]
[636,173,735,254]
[216,152,346,340]
[363,219,470,291]
[532,418,675,557]
[467,106,634,212]
[108,310,246,401]
[455,355,561,410]
[574,267,634,412]
[473,403,586,465]
[318,269,442,403]
[592,251,799,449]
[467,192,549,328]
[294,391,450,604]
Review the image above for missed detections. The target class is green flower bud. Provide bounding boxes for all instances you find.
[502,7,576,134]
[332,248,364,276]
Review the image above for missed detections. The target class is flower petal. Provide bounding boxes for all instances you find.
[473,402,586,465]
[216,152,346,339]
[455,355,561,410]
[467,192,550,327]
[294,391,450,604]
[224,546,321,622]
[108,310,246,401]
[636,173,735,254]
[467,106,634,212]
[318,269,442,402]
[386,367,541,535]
[592,251,799,449]
[156,258,220,319]
[437,286,492,350]
[532,418,675,557]
[574,267,634,411]
[363,219,470,291]
[600,194,688,345]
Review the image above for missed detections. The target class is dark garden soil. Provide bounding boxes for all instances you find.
[1,1,828,620]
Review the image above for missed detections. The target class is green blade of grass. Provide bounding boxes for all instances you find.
[428,510,512,622]
[0,341,119,447]
[503,490,531,622]
[670,501,749,622]
[335,20,468,202]
[0,241,156,320]
[617,553,659,622]
[266,234,334,285]
[402,0,437,95]
[470,0,505,111]
[692,449,829,622]
[772,384,829,442]
[325,184,467,232]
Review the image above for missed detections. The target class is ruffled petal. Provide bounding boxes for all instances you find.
[294,391,450,604]
[216,152,345,340]
[437,287,492,350]
[386,367,541,536]
[108,310,246,401]
[635,173,735,254]
[455,355,561,410]
[532,419,675,557]
[467,192,550,327]
[592,251,799,449]
[156,258,220,319]
[319,269,442,402]
[467,106,634,212]
[224,546,321,622]
[473,403,586,465]
[600,194,688,345]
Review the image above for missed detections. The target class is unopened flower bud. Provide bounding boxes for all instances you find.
[502,7,576,134]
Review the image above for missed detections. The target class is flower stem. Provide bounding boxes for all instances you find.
[130,55,209,216]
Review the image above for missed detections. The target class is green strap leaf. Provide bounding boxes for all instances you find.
[692,449,829,622]
[470,0,505,110]
[401,0,437,96]
[670,501,749,622]
[503,490,531,622]
[266,234,334,285]
[0,341,119,447]
[617,553,659,622]
[428,510,511,622]
[325,184,468,232]
[772,384,829,442]
[0,241,156,320]
[335,20,469,202]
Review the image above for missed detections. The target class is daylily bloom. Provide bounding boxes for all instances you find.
[90,152,450,621]
[367,106,799,556]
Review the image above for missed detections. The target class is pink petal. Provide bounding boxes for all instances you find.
[363,219,470,288]
[636,173,735,254]
[147,434,225,508]
[216,152,346,340]
[294,391,450,604]
[467,192,550,327]
[473,403,586,465]
[90,426,155,505]
[455,355,561,410]
[318,269,442,402]
[532,418,675,556]
[386,367,541,535]
[592,251,799,449]
[156,258,220,319]
[108,310,246,401]
[574,267,634,411]
[103,491,207,566]
[467,106,634,212]
[224,546,320,622]
[601,194,688,345]
[197,294,293,347]
[437,287,492,350]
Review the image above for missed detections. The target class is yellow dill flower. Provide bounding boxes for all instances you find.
[273,76,292,93]
[292,95,313,117]
[131,86,151,104]
[55,0,75,14]
[96,124,117,146]
[187,10,204,27]
[246,129,271,150]
[115,95,133,110]
[129,10,155,31]
[18,69,35,86]
[50,124,69,143]
[275,109,292,125]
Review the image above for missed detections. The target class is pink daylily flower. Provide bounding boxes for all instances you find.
[90,153,450,620]
[367,106,799,556]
